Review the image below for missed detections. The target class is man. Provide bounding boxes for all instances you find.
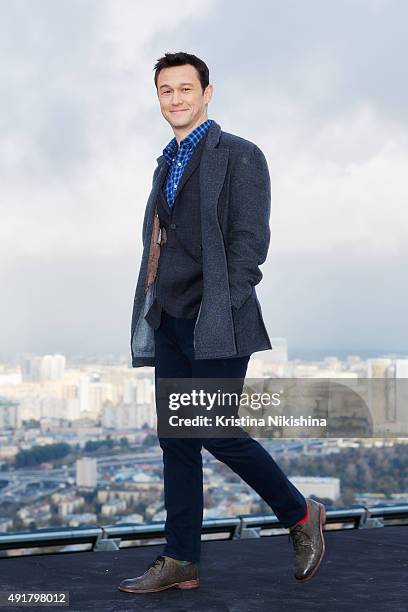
[119,52,326,594]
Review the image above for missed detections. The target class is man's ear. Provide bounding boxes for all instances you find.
[204,83,214,104]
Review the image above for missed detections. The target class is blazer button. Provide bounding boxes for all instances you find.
[170,223,176,229]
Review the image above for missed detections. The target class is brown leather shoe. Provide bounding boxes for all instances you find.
[288,498,326,582]
[118,555,199,593]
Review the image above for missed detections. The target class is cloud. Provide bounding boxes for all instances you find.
[1,0,407,359]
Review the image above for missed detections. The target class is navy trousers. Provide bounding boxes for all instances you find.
[154,310,307,562]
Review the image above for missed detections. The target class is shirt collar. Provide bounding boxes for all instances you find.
[162,119,212,165]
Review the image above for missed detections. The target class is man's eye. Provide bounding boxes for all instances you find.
[162,88,190,94]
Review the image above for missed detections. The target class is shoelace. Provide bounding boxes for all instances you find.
[288,525,310,549]
[146,555,166,572]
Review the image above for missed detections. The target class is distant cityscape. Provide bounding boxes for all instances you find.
[1,338,408,539]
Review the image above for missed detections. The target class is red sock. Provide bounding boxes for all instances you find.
[295,504,309,525]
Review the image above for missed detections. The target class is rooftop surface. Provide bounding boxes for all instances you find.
[1,525,407,611]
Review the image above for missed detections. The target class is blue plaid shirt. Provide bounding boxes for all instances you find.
[162,118,212,208]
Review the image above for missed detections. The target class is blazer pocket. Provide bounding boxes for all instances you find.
[232,285,254,313]
[232,286,254,325]
[231,287,258,353]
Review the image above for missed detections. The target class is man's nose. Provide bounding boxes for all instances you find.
[171,90,183,105]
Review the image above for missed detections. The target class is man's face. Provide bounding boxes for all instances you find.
[156,64,213,131]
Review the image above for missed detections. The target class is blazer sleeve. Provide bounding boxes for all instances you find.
[226,144,271,310]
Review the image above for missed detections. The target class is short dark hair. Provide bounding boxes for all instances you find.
[153,52,209,94]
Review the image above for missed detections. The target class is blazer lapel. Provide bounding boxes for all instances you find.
[199,121,229,217]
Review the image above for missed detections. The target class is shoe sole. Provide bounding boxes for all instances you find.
[118,579,200,593]
[295,503,326,582]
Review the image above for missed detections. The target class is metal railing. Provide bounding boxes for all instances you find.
[0,503,407,556]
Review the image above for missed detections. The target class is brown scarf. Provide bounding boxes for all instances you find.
[145,208,167,293]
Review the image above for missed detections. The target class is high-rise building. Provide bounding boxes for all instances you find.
[102,402,156,430]
[367,358,392,378]
[0,396,20,429]
[21,355,42,382]
[78,374,114,418]
[66,398,81,421]
[124,378,154,405]
[290,476,341,501]
[76,457,98,488]
[40,354,66,381]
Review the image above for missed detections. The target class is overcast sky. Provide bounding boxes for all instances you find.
[1,0,407,364]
